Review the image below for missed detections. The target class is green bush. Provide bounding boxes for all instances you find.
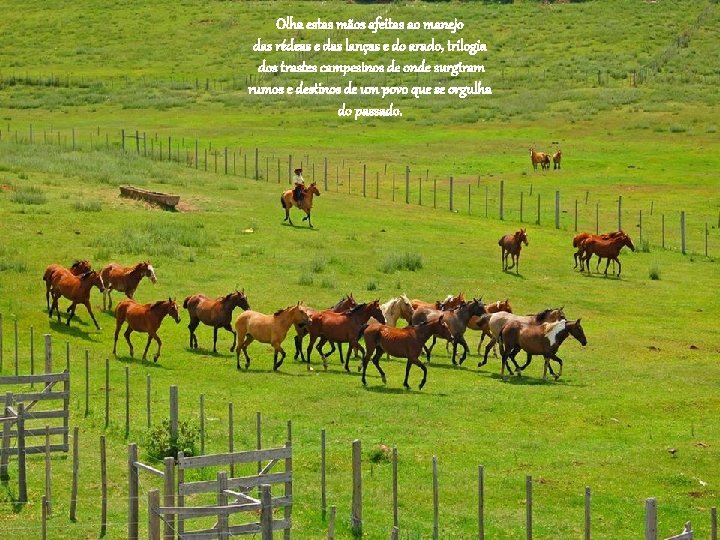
[11,185,46,205]
[380,252,423,274]
[73,200,102,212]
[649,262,661,280]
[146,419,199,461]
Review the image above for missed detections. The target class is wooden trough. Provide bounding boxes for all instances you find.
[119,185,180,210]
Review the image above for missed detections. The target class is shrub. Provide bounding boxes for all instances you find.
[73,200,102,212]
[639,239,651,253]
[298,272,313,286]
[11,185,46,205]
[368,444,392,464]
[366,279,378,291]
[310,257,326,274]
[146,419,199,461]
[649,262,661,280]
[380,252,423,274]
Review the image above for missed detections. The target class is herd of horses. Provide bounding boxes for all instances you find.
[530,147,561,171]
[41,258,590,389]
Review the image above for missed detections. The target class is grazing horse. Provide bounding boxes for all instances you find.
[529,148,550,171]
[306,301,386,371]
[552,150,562,170]
[477,307,566,367]
[573,231,624,271]
[234,303,310,371]
[499,318,587,379]
[360,317,453,390]
[43,260,92,312]
[281,182,321,228]
[100,261,157,310]
[410,292,465,312]
[412,299,486,365]
[113,298,181,362]
[184,290,250,353]
[582,232,635,277]
[49,270,105,329]
[499,229,528,273]
[294,294,357,362]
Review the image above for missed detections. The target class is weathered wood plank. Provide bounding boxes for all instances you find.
[180,472,291,496]
[0,373,69,385]
[179,446,290,469]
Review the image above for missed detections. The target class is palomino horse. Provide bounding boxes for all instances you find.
[234,303,310,371]
[305,301,386,371]
[49,270,105,329]
[499,318,586,380]
[410,292,465,312]
[294,294,357,362]
[529,148,550,171]
[113,298,181,362]
[552,150,562,170]
[43,260,92,312]
[499,229,528,273]
[281,182,321,228]
[412,299,486,365]
[100,261,157,310]
[582,232,635,277]
[360,317,453,390]
[573,231,624,271]
[477,307,566,367]
[184,289,250,353]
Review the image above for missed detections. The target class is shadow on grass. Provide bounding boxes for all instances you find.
[502,270,526,279]
[281,221,319,231]
[0,483,24,513]
[112,354,168,369]
[364,383,449,396]
[48,319,103,342]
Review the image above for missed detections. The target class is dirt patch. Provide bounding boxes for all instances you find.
[0,184,15,191]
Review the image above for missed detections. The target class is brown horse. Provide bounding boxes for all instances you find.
[573,231,624,270]
[49,270,105,329]
[294,294,357,362]
[529,148,550,171]
[360,317,453,390]
[306,301,386,371]
[465,298,512,354]
[113,298,181,362]
[477,307,566,366]
[184,290,250,353]
[410,292,465,312]
[43,260,92,312]
[582,232,635,277]
[281,182,321,228]
[100,261,157,310]
[499,318,587,379]
[412,298,486,365]
[499,229,528,273]
[234,303,310,371]
[552,149,562,170]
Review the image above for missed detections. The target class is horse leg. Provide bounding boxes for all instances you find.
[66,303,77,326]
[107,289,113,310]
[152,333,163,363]
[307,211,313,228]
[294,332,305,361]
[224,324,236,352]
[603,258,611,276]
[615,257,622,277]
[516,254,520,274]
[241,335,254,369]
[371,347,386,384]
[306,335,317,368]
[113,320,124,356]
[124,327,135,358]
[519,352,533,371]
[85,301,101,330]
[273,347,287,371]
[508,346,523,375]
[403,360,413,390]
[188,318,199,349]
[141,334,153,361]
[457,337,469,365]
[549,354,563,380]
[479,337,495,367]
[416,357,429,389]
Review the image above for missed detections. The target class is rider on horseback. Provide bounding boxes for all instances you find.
[293,168,305,206]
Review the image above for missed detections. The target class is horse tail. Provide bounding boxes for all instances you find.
[280,195,287,209]
[183,295,192,309]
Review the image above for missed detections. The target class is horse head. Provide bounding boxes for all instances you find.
[469,298,486,316]
[229,289,250,311]
[82,270,106,292]
[568,318,587,346]
[307,183,321,196]
[623,234,636,251]
[71,260,92,274]
[367,299,386,324]
[142,261,158,284]
[292,302,312,328]
[168,298,181,323]
[516,228,529,246]
[398,294,414,323]
[498,298,512,312]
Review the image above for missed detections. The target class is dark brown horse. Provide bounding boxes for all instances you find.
[100,261,157,310]
[499,229,528,273]
[184,290,250,353]
[294,294,357,362]
[499,318,587,379]
[49,270,105,329]
[552,149,562,170]
[113,298,181,362]
[412,298,486,365]
[281,182,321,227]
[582,232,635,277]
[306,301,385,371]
[360,317,453,390]
[43,260,92,312]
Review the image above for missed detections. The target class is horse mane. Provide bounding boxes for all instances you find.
[345,303,367,315]
[273,307,289,316]
[79,270,95,280]
[151,300,167,310]
[533,309,552,322]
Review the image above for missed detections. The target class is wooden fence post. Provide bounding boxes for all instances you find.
[449,176,454,212]
[0,393,11,481]
[170,385,178,440]
[105,358,109,428]
[228,402,234,477]
[433,456,439,540]
[284,420,292,540]
[42,495,48,540]
[478,465,485,540]
[526,475,533,540]
[536,194,541,225]
[199,394,205,455]
[585,486,591,540]
[218,471,229,540]
[128,443,139,540]
[256,410,262,473]
[405,166,410,204]
[555,190,560,229]
[393,447,399,529]
[261,484,273,540]
[148,489,161,540]
[16,402,27,502]
[0,312,3,372]
[321,429,327,521]
[711,506,717,540]
[499,180,504,220]
[618,195,622,231]
[100,435,107,537]
[328,505,336,540]
[574,199,578,232]
[84,350,89,418]
[163,457,175,540]
[70,427,79,521]
[352,439,362,536]
[645,497,657,540]
[391,526,399,539]
[681,211,686,254]
[125,366,130,438]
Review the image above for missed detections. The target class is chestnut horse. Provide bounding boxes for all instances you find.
[410,292,465,312]
[234,303,310,371]
[499,229,528,273]
[552,150,562,170]
[49,270,105,329]
[305,301,386,371]
[113,298,181,362]
[582,232,635,277]
[360,317,453,390]
[294,294,357,362]
[184,290,250,353]
[499,318,587,379]
[573,231,624,271]
[281,182,321,228]
[477,307,566,367]
[100,261,157,310]
[43,260,91,312]
[529,148,550,171]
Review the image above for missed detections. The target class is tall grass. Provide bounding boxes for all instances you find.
[10,185,46,205]
[380,252,423,274]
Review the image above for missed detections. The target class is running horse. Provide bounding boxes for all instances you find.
[113,298,181,362]
[582,232,635,277]
[529,148,550,171]
[100,261,157,310]
[573,231,624,271]
[48,270,105,329]
[184,289,251,353]
[294,294,357,362]
[410,292,465,312]
[499,229,528,273]
[281,182,321,228]
[43,260,92,312]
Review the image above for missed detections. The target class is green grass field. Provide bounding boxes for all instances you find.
[1,1,719,538]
